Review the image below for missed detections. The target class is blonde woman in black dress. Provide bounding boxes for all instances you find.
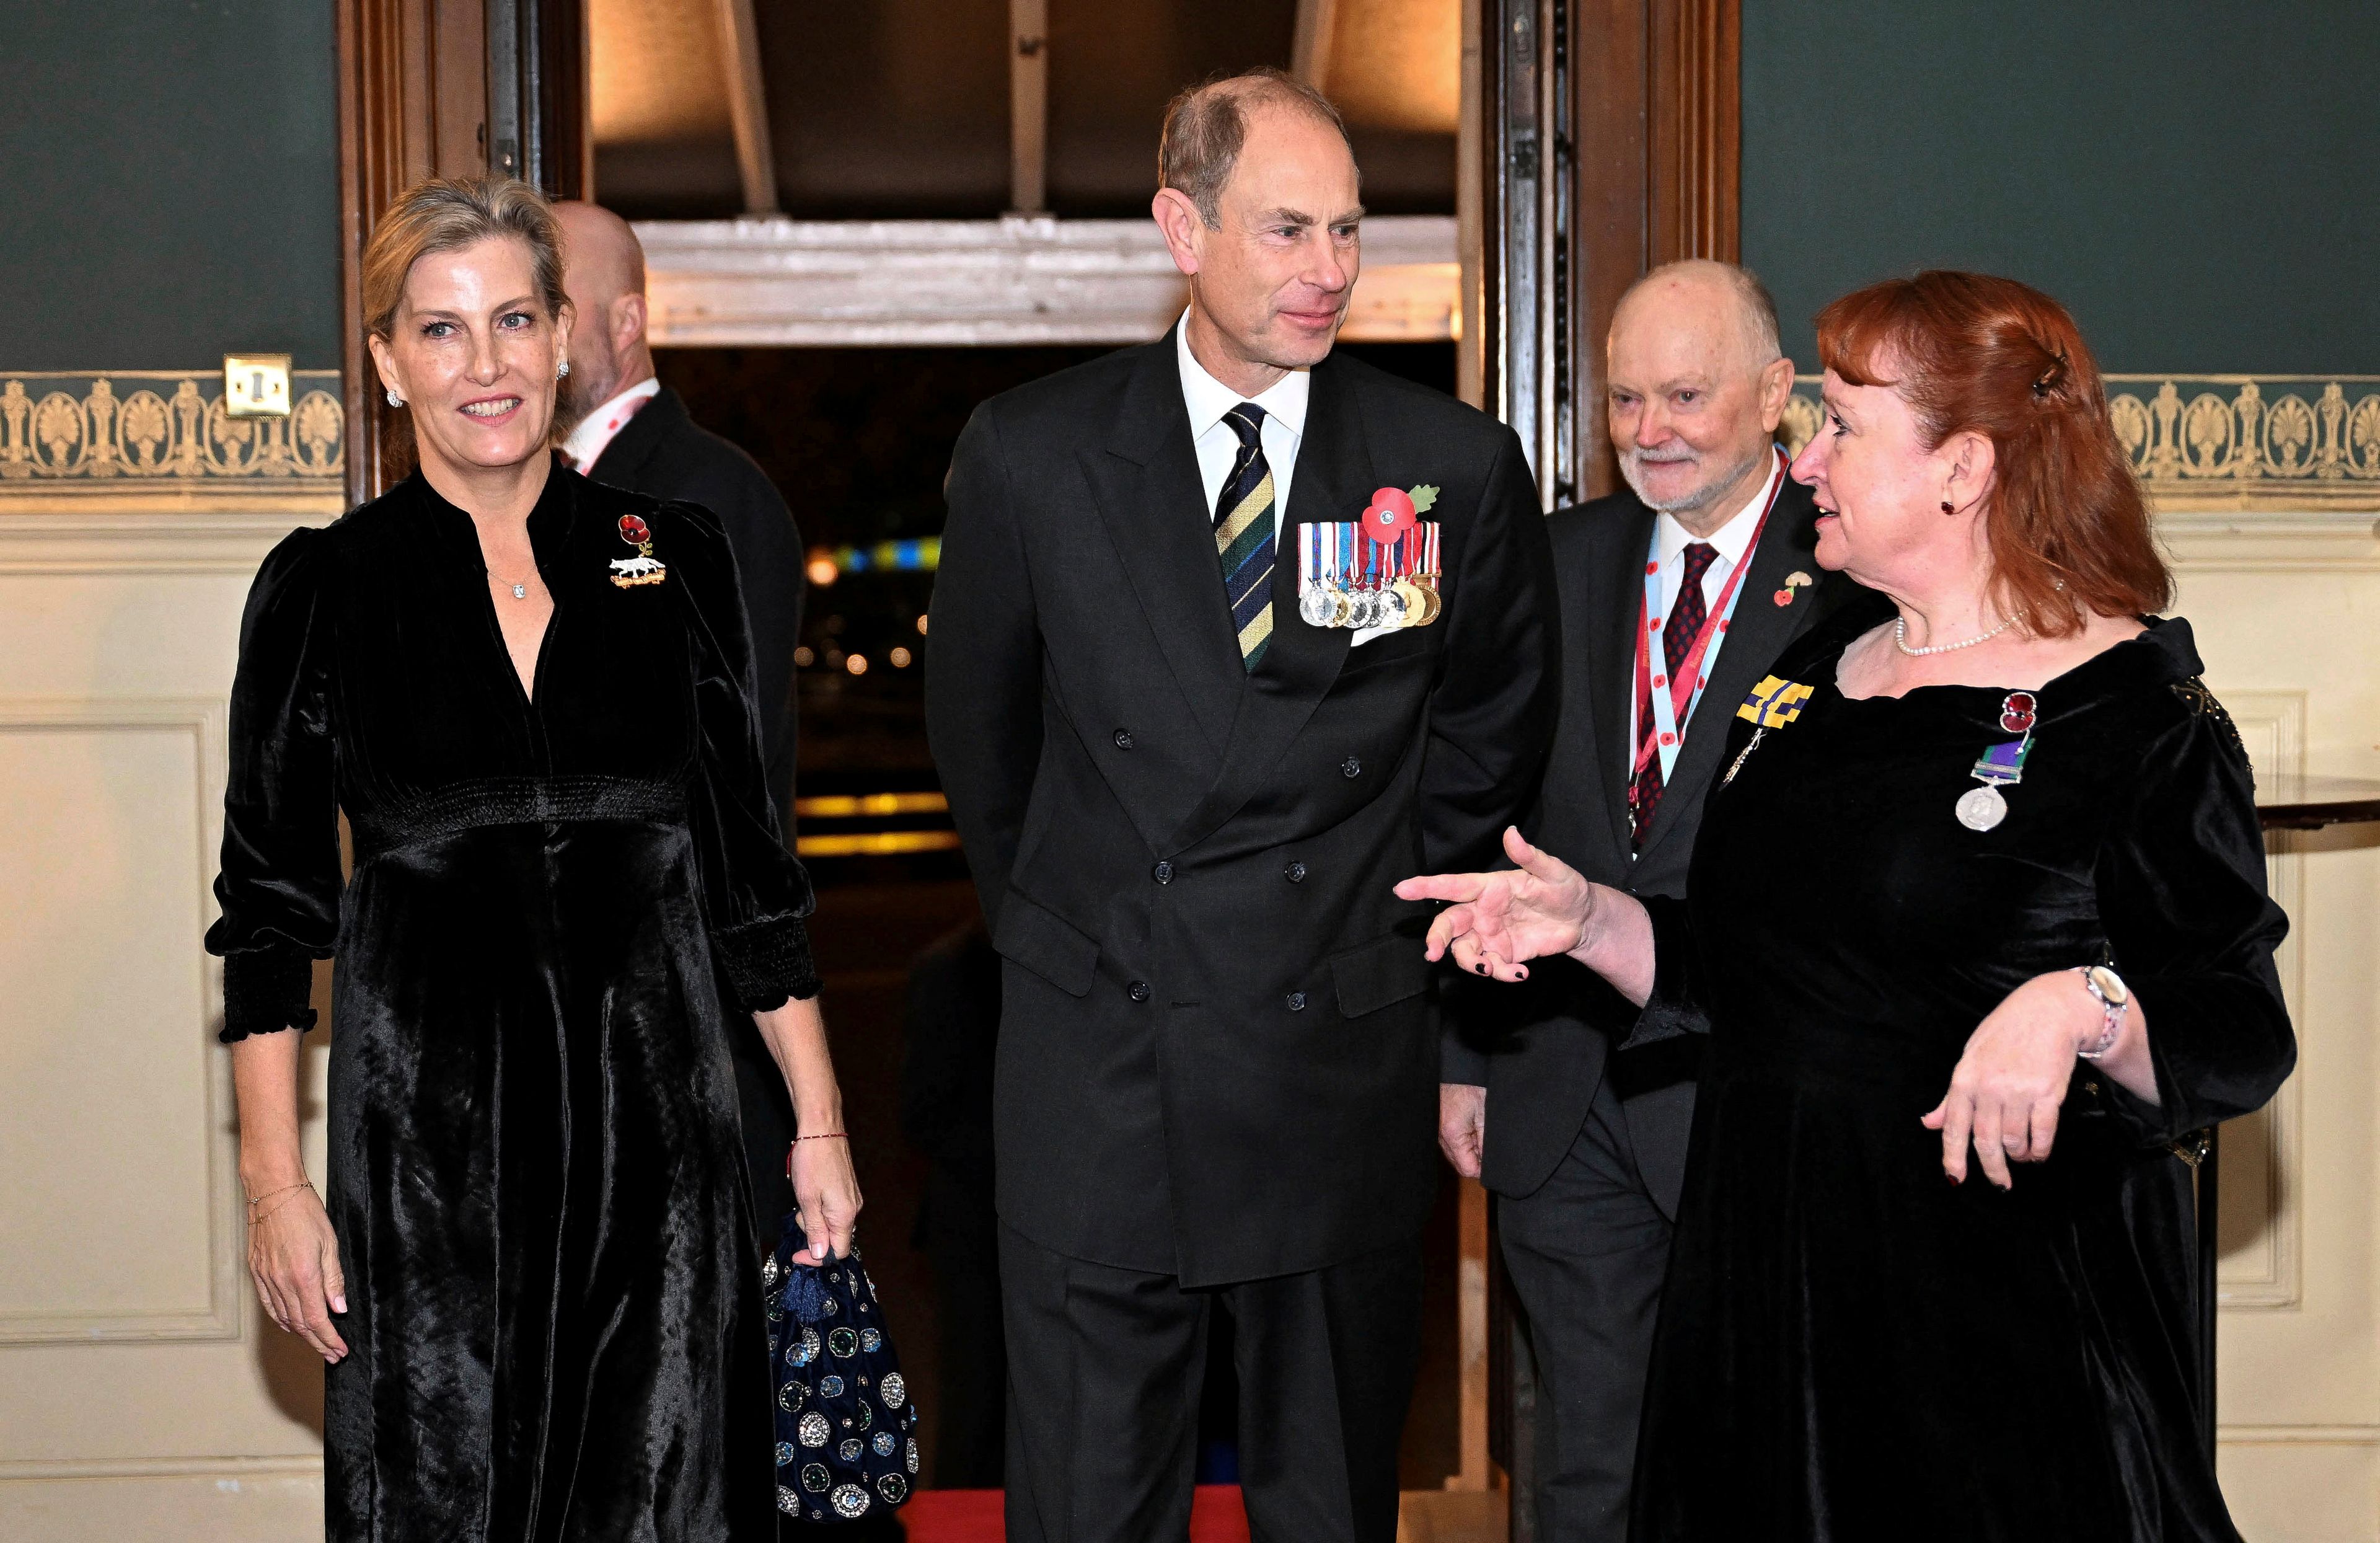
[1401,273,2292,1541]
[209,177,860,1541]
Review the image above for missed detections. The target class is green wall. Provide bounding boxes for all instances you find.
[1742,1,2380,375]
[0,1,343,369]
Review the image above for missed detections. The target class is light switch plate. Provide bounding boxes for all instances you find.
[223,353,293,418]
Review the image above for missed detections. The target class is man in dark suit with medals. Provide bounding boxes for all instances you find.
[1439,262,1867,1542]
[927,69,1558,1543]
[553,200,811,1248]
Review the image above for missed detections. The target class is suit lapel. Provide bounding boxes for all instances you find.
[1634,475,1825,863]
[1589,499,1657,859]
[1164,355,1364,853]
[585,384,680,487]
[1078,341,1245,756]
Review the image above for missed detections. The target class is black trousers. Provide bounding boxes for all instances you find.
[1498,1074,1674,1543]
[998,1224,1422,1543]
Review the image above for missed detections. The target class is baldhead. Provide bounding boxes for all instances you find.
[1150,76,1365,397]
[552,200,654,430]
[1607,259,1796,536]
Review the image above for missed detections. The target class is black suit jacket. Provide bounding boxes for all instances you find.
[588,385,805,834]
[927,337,1558,1286]
[1448,471,1873,1214]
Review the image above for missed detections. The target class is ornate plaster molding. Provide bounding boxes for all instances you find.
[0,370,344,511]
[1786,376,2380,511]
[637,214,1461,347]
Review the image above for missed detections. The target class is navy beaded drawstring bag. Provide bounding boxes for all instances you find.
[764,1210,920,1524]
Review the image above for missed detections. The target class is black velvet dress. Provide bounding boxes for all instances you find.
[1628,613,2294,1542]
[205,465,819,1542]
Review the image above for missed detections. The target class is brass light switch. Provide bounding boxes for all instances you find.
[223,354,293,418]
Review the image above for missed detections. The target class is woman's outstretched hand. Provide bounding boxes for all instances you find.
[1396,826,1596,983]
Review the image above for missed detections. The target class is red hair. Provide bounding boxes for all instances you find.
[1814,271,2170,635]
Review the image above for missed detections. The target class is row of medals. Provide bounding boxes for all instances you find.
[1298,525,1443,630]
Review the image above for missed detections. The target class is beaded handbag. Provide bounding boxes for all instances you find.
[764,1211,920,1524]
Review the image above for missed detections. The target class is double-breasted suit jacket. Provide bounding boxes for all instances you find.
[927,336,1558,1287]
[1450,474,1874,1213]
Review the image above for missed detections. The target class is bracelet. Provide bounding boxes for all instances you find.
[244,1180,313,1214]
[247,1183,317,1226]
[793,1132,848,1142]
[2074,966,2128,1061]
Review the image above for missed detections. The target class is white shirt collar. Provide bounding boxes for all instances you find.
[1175,313,1310,440]
[561,375,662,471]
[1653,447,1784,570]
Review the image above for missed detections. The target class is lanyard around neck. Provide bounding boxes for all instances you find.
[1633,451,1786,785]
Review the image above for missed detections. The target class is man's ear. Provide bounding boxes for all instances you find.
[1151,187,1207,278]
[615,291,646,354]
[1755,356,1796,435]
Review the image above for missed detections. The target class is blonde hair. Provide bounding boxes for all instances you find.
[361,176,568,342]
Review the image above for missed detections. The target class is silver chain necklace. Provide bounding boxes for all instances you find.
[1893,612,2020,657]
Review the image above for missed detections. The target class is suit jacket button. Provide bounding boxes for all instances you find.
[1286,991,1308,1011]
[1152,861,1174,884]
[1114,729,1135,749]
[1127,980,1151,1002]
[1341,756,1362,778]
[1284,861,1307,883]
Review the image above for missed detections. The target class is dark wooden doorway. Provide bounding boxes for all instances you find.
[336,0,589,505]
[1473,4,1740,1537]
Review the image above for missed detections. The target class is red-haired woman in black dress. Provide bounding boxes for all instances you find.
[1403,273,2292,1542]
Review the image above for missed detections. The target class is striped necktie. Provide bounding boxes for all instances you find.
[1214,403,1276,670]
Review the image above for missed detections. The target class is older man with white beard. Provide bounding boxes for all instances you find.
[1440,261,1876,1542]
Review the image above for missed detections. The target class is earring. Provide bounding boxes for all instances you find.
[386,388,404,407]
[1941,500,1955,515]
[557,360,571,378]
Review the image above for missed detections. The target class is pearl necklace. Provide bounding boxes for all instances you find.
[1893,612,2020,657]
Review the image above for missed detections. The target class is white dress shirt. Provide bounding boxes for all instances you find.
[1649,448,1784,626]
[1175,314,1396,646]
[1176,314,1308,530]
[561,375,661,472]
[1632,448,1787,754]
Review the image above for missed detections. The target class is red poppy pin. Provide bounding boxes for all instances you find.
[1774,570,1812,607]
[611,513,668,588]
[1362,484,1438,543]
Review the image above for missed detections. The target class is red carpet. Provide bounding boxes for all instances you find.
[902,1486,1252,1542]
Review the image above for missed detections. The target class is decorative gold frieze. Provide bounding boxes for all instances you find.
[0,371,343,501]
[1784,376,2380,510]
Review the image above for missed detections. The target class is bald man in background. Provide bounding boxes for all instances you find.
[555,201,810,1246]
[1440,262,1872,1542]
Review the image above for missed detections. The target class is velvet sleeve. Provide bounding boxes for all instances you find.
[1615,892,1710,1051]
[668,503,821,1009]
[2092,699,2295,1146]
[205,527,341,1042]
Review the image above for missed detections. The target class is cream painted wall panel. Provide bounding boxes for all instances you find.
[0,514,330,1541]
[0,1461,322,1543]
[2173,544,2380,1542]
[0,705,229,1336]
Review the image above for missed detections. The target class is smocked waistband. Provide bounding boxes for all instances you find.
[346,775,687,861]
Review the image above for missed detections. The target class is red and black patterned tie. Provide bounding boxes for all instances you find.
[1630,541,1719,849]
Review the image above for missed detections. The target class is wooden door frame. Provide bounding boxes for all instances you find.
[337,0,588,506]
[1475,3,1739,1535]
[1480,0,1739,510]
